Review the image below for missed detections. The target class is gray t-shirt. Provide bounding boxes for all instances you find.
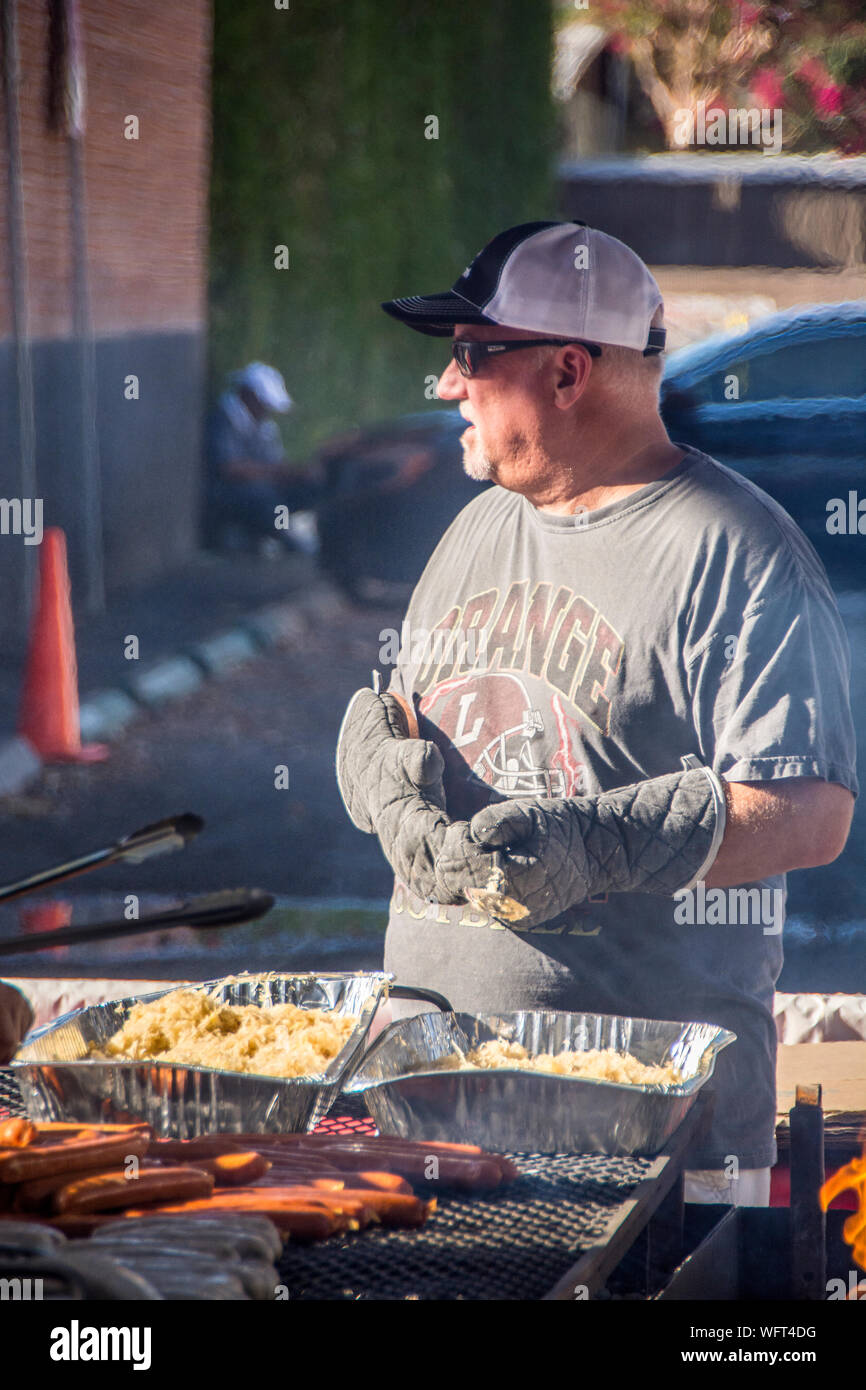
[385,446,857,1169]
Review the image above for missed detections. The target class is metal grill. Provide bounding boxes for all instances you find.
[0,1069,23,1117]
[1,1070,667,1301]
[277,1149,657,1301]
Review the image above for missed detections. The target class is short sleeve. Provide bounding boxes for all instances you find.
[687,574,858,796]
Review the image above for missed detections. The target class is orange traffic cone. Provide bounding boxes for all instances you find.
[18,528,108,762]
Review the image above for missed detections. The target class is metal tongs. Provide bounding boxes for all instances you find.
[0,813,205,904]
[0,812,274,955]
[0,888,274,957]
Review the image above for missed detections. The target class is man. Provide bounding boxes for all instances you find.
[0,980,33,1063]
[336,221,857,1203]
[207,362,319,550]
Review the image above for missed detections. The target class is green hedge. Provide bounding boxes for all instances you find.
[209,0,555,458]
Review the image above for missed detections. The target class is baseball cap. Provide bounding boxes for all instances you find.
[232,362,293,412]
[382,220,665,354]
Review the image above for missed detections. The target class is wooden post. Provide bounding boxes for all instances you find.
[790,1082,825,1301]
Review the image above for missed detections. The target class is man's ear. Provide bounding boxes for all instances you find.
[551,345,592,409]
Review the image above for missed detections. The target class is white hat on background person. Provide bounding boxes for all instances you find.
[231,362,293,412]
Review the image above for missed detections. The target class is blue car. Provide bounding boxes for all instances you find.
[315,409,488,603]
[660,303,866,951]
[660,301,866,585]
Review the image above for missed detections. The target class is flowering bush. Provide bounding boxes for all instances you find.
[560,0,866,152]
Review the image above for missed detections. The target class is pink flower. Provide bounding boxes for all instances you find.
[796,56,826,88]
[815,83,845,117]
[752,69,784,109]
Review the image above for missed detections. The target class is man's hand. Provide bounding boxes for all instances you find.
[467,763,725,927]
[0,981,34,1063]
[337,686,448,833]
[336,687,502,903]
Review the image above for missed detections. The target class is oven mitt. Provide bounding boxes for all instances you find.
[336,687,501,903]
[466,757,727,928]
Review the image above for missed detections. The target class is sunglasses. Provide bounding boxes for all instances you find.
[451,337,602,377]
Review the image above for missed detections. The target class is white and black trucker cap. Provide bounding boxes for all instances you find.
[382,220,666,354]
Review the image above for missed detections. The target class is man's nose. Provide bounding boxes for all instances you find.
[436,357,467,400]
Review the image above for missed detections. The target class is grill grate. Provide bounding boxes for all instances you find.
[0,1069,24,1117]
[277,1149,656,1301]
[2,1070,660,1301]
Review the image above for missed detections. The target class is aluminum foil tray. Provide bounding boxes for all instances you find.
[347,1010,736,1156]
[12,972,390,1137]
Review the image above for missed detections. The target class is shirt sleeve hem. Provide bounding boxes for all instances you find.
[719,756,859,798]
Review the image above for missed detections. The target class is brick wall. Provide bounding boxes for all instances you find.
[0,0,211,340]
[0,0,212,640]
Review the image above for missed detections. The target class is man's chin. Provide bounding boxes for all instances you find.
[461,440,495,483]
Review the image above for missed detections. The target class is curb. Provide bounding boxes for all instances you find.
[78,584,348,742]
[1,583,348,794]
[0,736,43,797]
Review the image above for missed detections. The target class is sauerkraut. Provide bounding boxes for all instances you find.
[447,1038,681,1086]
[91,990,357,1078]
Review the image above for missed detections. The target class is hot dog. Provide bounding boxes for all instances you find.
[351,1171,414,1194]
[146,1136,249,1162]
[0,1118,38,1148]
[193,1185,378,1226]
[192,1152,272,1187]
[134,1183,430,1229]
[328,1187,432,1228]
[280,1140,502,1189]
[242,1133,515,1183]
[53,1164,214,1214]
[114,1213,283,1260]
[0,1132,150,1185]
[122,1198,343,1241]
[258,1165,413,1195]
[13,1166,134,1214]
[35,1122,152,1141]
[0,1211,109,1236]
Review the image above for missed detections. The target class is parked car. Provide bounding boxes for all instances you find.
[662,301,866,953]
[314,410,487,603]
[315,302,865,600]
[660,300,866,587]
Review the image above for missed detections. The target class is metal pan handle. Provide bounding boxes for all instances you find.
[388,983,453,1014]
[341,982,454,1094]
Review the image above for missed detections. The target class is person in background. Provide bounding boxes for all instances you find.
[206,362,321,552]
[0,980,34,1063]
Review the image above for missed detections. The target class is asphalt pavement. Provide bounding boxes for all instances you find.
[0,573,400,903]
[0,549,317,733]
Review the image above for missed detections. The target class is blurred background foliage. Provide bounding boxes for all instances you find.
[209,0,556,458]
[556,0,866,155]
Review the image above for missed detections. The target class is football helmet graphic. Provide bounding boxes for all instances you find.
[419,672,587,817]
